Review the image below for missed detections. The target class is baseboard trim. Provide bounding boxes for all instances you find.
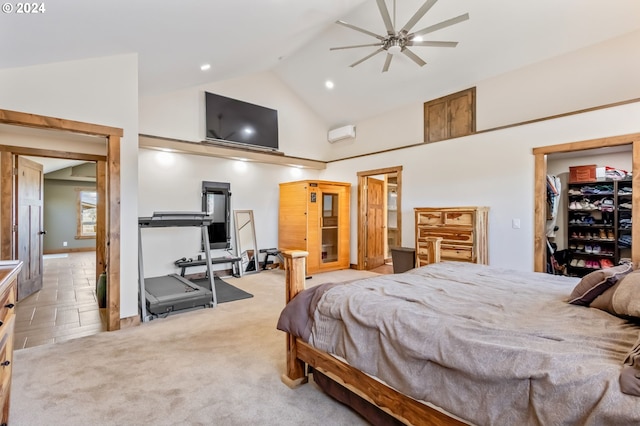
[44,247,95,255]
[119,315,140,329]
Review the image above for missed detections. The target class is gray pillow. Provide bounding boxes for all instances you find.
[612,269,640,318]
[590,280,621,314]
[568,262,633,306]
[591,269,640,319]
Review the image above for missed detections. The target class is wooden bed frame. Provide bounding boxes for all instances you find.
[280,237,465,426]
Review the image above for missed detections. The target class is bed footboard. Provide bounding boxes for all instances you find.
[281,250,309,388]
[280,242,464,425]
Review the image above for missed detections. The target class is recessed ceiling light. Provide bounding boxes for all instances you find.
[200,64,211,71]
[325,80,334,89]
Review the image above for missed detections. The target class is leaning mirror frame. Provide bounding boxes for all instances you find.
[234,210,260,275]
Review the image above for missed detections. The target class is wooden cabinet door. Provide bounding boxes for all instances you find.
[425,100,447,143]
[424,87,475,143]
[448,91,474,138]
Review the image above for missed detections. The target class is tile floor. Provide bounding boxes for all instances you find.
[14,251,106,350]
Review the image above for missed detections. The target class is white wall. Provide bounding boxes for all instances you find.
[477,30,640,130]
[324,30,640,161]
[0,54,140,318]
[321,102,640,272]
[139,71,330,161]
[0,131,107,156]
[137,149,320,277]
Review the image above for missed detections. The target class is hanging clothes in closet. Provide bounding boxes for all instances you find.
[546,175,561,237]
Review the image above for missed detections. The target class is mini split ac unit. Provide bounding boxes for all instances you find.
[327,125,356,143]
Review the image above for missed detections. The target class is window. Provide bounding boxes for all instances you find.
[76,188,97,239]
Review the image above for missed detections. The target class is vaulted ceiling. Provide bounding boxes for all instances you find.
[2,0,640,129]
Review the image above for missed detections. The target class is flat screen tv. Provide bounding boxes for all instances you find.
[205,92,279,152]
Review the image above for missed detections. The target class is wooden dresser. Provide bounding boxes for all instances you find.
[0,261,20,426]
[415,207,489,266]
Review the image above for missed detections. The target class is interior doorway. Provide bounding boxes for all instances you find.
[357,166,403,271]
[0,109,122,331]
[8,155,104,348]
[533,133,640,272]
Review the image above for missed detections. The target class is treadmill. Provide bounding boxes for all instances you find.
[138,211,217,322]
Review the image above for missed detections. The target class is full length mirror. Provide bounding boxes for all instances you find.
[234,210,259,275]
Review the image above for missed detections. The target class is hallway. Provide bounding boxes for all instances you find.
[14,252,106,349]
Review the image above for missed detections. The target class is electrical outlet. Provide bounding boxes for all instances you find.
[63,241,68,247]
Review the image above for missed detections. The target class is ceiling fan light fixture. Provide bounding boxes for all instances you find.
[388,44,402,55]
[387,39,403,55]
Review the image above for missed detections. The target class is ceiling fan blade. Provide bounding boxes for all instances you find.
[350,47,385,67]
[330,43,384,51]
[376,0,395,36]
[411,13,470,38]
[382,53,393,72]
[407,40,458,48]
[399,0,438,35]
[336,20,385,40]
[402,48,427,67]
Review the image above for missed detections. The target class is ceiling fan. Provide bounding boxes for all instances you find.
[330,0,469,72]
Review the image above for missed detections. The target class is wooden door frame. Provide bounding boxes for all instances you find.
[357,166,402,270]
[0,109,122,331]
[533,132,640,272]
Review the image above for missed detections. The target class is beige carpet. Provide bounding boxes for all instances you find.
[10,268,380,426]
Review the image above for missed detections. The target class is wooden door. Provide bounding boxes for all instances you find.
[16,156,44,300]
[366,177,385,270]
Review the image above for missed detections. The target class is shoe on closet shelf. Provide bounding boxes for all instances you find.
[585,245,593,253]
[592,245,601,254]
[577,259,586,268]
[570,259,578,267]
[578,200,590,210]
[598,229,607,239]
[600,259,614,269]
[607,230,615,240]
[618,187,632,195]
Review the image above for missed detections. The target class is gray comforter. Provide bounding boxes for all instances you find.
[279,262,640,425]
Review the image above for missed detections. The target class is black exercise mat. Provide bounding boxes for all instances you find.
[191,276,253,304]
